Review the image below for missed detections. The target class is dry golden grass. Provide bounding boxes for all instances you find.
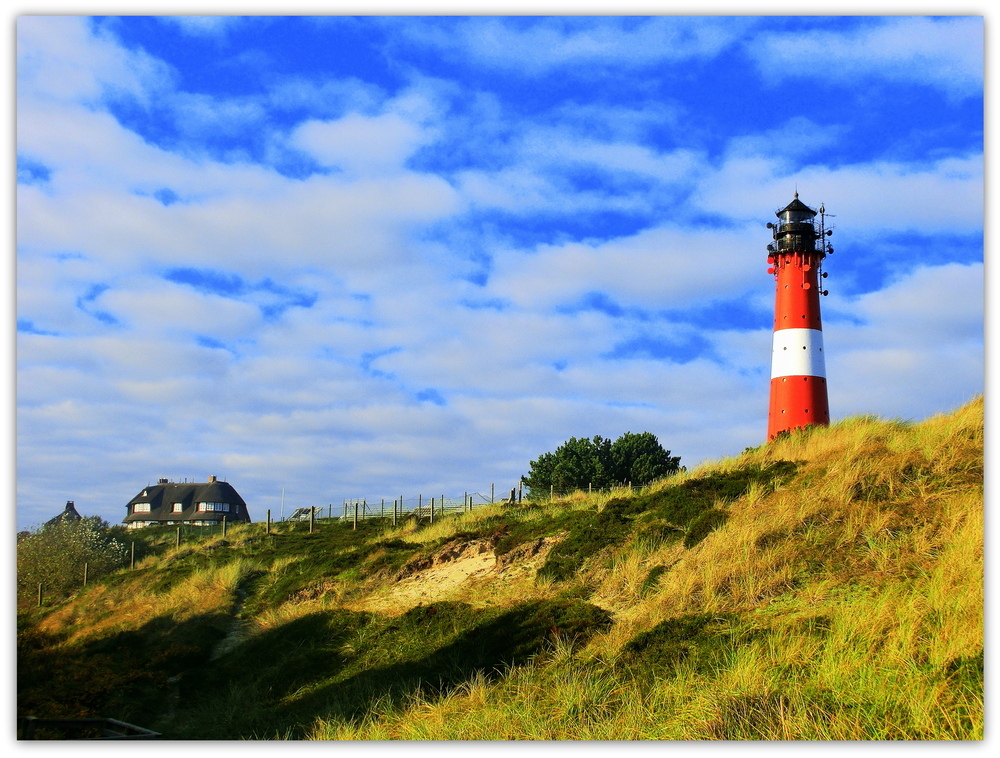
[314,396,983,740]
[38,558,251,646]
[22,397,982,740]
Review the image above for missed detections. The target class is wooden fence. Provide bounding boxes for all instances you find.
[30,481,647,605]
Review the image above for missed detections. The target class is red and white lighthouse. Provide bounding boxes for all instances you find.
[766,194,832,439]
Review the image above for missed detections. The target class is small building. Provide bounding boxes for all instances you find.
[46,500,83,527]
[123,476,251,529]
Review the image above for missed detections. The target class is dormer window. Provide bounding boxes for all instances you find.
[133,503,151,513]
[172,502,183,512]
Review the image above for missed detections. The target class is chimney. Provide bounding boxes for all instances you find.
[158,478,168,484]
[208,475,217,484]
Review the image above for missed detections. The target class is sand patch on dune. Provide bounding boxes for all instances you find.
[358,535,563,613]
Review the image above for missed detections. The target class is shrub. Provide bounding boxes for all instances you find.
[17,517,128,605]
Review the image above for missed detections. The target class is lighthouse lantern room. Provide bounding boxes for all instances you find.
[766,193,832,440]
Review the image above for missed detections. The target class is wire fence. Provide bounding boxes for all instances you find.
[286,478,655,524]
[28,481,652,606]
[330,481,648,525]
[334,491,499,524]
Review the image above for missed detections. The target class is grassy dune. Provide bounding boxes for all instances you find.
[17,397,983,740]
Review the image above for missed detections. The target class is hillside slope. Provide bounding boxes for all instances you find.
[18,398,983,740]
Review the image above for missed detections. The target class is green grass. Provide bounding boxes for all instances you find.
[165,598,612,739]
[17,397,983,740]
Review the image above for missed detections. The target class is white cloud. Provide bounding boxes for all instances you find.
[17,15,171,105]
[404,16,752,74]
[454,136,704,218]
[750,16,983,100]
[846,262,982,346]
[17,99,460,272]
[550,100,684,142]
[158,16,244,38]
[268,76,384,118]
[825,262,982,420]
[101,279,262,339]
[488,223,761,311]
[693,151,982,234]
[291,112,429,176]
[724,117,847,161]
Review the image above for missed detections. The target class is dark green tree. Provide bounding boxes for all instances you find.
[548,435,612,492]
[609,432,681,486]
[522,432,680,498]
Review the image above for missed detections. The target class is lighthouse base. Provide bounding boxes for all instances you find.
[768,375,830,440]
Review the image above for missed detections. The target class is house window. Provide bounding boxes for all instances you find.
[197,502,229,512]
[133,503,151,513]
[172,503,183,512]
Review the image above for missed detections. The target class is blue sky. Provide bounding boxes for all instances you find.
[14,11,983,530]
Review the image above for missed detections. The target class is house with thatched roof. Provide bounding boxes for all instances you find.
[123,476,251,528]
[46,500,82,526]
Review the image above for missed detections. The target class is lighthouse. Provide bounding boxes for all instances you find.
[766,194,832,439]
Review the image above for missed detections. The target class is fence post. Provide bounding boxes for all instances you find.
[353,502,358,530]
[589,482,592,495]
[266,509,271,536]
[222,515,227,538]
[418,494,422,521]
[309,506,315,534]
[381,498,385,520]
[518,482,523,504]
[393,498,397,527]
[130,541,135,570]
[83,562,88,587]
[176,527,181,548]
[550,484,554,502]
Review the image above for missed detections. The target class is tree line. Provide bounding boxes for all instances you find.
[521,431,681,497]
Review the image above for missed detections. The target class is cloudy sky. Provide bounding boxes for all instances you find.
[14,11,983,530]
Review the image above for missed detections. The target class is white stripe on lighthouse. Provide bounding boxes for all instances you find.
[771,328,826,379]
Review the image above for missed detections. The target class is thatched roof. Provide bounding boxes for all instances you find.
[123,478,250,524]
[46,501,82,526]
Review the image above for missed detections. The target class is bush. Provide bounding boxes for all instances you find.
[17,517,128,605]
